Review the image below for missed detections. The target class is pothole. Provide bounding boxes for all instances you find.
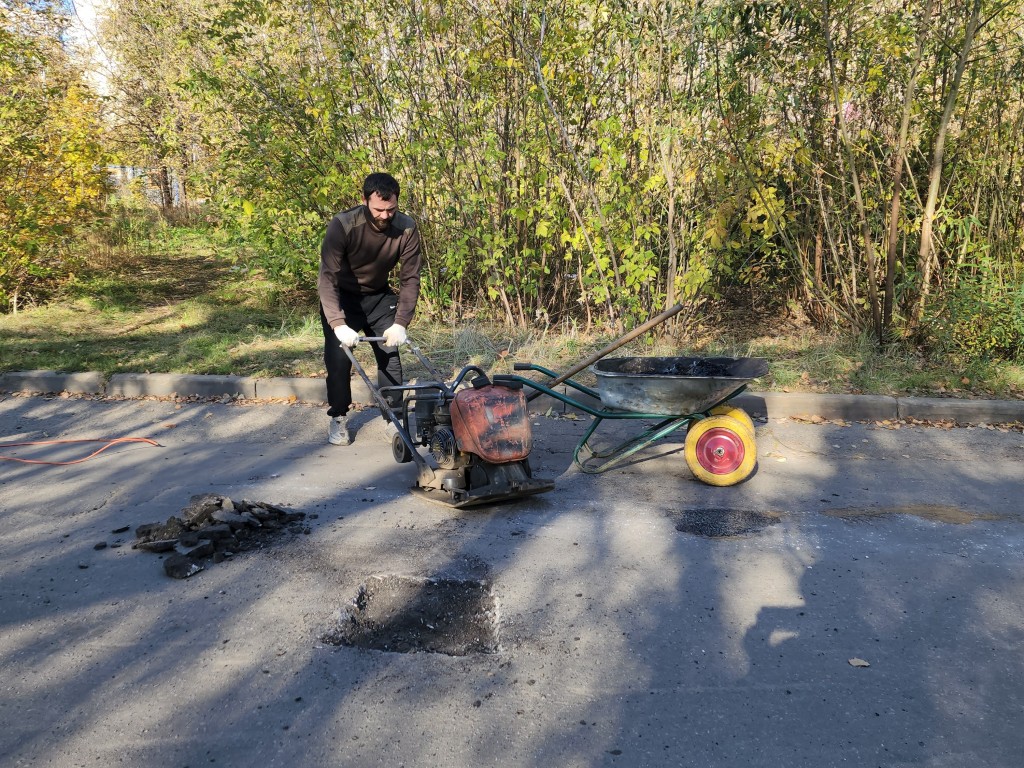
[671,508,781,538]
[322,574,499,656]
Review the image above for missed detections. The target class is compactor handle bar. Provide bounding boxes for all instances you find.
[350,336,445,380]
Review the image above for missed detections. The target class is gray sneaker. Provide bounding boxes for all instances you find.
[384,420,398,441]
[328,416,351,445]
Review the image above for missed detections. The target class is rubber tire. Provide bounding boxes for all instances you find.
[392,431,413,464]
[684,415,757,487]
[709,404,756,435]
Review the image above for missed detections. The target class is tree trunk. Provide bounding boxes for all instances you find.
[882,0,934,337]
[913,0,983,325]
[665,182,677,311]
[822,0,881,340]
[157,166,173,211]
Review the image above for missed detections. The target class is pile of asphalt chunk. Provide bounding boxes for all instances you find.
[134,493,307,579]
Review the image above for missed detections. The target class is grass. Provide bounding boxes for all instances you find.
[2,221,1022,400]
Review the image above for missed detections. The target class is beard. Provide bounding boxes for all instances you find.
[364,206,393,231]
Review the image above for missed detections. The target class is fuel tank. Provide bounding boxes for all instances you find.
[450,384,532,464]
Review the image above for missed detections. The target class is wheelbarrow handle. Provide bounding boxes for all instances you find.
[522,302,685,400]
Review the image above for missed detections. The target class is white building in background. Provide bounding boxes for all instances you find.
[108,165,183,206]
[68,2,189,209]
[66,0,112,95]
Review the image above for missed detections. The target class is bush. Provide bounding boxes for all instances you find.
[925,282,1024,363]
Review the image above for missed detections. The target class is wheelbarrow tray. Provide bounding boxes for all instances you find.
[592,356,768,416]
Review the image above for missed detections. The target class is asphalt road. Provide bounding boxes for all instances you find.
[1,393,1023,767]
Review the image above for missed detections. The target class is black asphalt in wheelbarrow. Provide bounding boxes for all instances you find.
[499,356,768,486]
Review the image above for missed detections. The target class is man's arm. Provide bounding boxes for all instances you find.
[317,216,348,327]
[393,224,422,328]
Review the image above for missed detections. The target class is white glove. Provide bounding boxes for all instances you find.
[382,324,407,347]
[334,325,359,347]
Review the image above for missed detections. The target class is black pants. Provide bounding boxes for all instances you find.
[320,292,403,418]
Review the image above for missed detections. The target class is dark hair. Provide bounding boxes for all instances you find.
[362,172,400,201]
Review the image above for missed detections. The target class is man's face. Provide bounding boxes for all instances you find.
[364,192,398,231]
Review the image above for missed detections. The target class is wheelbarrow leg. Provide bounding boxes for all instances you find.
[574,416,692,474]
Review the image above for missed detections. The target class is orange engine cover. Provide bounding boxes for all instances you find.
[450,385,532,464]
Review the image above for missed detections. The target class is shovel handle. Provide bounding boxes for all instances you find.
[524,302,685,399]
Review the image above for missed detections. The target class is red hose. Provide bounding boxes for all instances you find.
[0,437,160,465]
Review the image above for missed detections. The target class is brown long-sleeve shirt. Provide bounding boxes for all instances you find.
[317,205,422,328]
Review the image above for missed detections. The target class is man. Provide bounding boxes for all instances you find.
[317,172,422,445]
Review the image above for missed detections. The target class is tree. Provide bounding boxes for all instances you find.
[97,0,210,212]
[83,0,1024,352]
[0,1,110,312]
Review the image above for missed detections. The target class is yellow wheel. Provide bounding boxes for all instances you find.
[709,404,755,435]
[684,415,757,486]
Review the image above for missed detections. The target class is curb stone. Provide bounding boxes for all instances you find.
[1,370,1023,426]
[897,396,1024,424]
[107,373,257,399]
[734,392,900,421]
[253,376,328,402]
[0,370,106,395]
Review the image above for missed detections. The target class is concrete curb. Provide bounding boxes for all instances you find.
[253,376,328,402]
[734,392,900,421]
[106,373,258,399]
[0,370,106,395]
[897,396,1024,424]
[2,369,1023,425]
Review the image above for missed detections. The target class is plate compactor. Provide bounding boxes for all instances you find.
[342,339,554,508]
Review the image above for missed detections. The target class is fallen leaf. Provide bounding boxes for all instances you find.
[848,658,870,668]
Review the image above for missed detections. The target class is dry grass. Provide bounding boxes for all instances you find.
[2,226,1021,399]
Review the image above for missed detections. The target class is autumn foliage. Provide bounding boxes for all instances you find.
[0,4,110,312]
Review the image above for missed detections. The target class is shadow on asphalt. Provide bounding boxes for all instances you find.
[1,394,1022,766]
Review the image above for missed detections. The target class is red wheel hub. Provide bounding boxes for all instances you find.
[693,427,746,474]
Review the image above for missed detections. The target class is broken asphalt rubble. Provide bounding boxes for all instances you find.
[133,493,308,579]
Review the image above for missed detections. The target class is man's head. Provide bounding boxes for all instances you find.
[363,172,400,202]
[362,172,401,231]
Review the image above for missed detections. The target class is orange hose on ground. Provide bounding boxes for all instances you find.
[0,437,160,465]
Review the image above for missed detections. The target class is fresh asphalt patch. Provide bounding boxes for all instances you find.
[670,507,783,537]
[322,574,500,656]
